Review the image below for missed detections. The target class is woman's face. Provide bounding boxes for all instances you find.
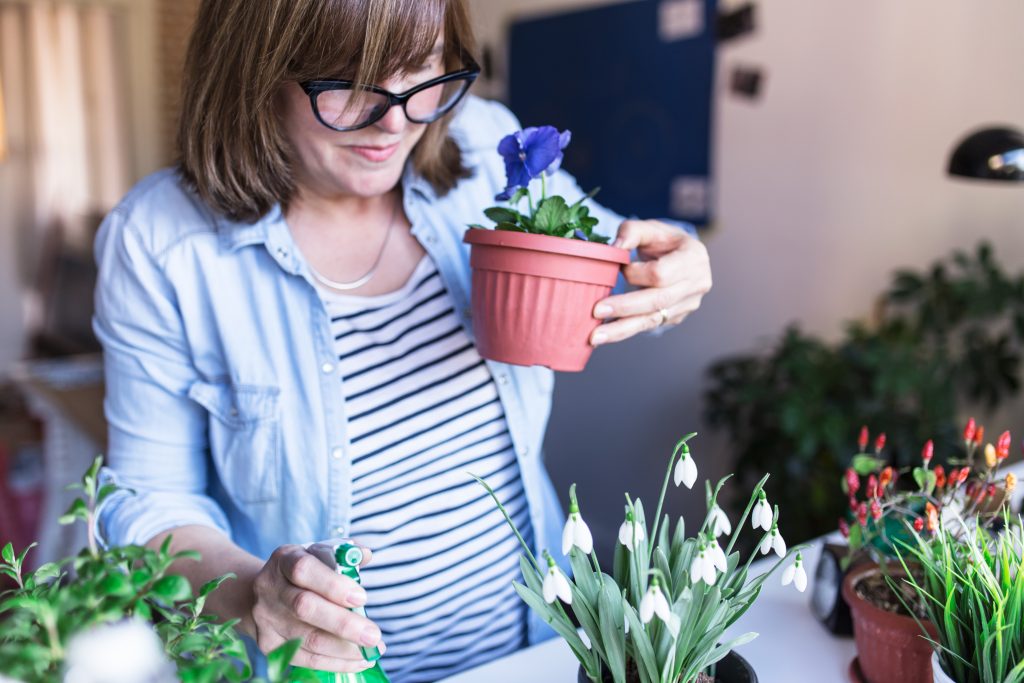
[279,44,446,201]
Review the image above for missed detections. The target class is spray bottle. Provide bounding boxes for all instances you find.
[292,541,390,683]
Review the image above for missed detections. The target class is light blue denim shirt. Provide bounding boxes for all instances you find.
[92,95,628,672]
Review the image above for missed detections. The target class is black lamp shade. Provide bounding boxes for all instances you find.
[948,126,1024,181]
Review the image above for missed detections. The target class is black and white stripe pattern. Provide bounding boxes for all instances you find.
[321,256,533,683]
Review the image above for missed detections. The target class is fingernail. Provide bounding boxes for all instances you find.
[592,332,607,347]
[349,589,367,607]
[594,304,613,319]
[361,626,381,646]
[378,641,387,655]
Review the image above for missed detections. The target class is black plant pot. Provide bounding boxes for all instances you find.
[577,650,758,683]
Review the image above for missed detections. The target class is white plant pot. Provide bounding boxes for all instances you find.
[932,651,956,683]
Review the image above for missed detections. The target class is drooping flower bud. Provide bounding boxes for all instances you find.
[866,475,878,499]
[838,518,850,538]
[921,440,933,465]
[857,502,868,527]
[963,418,977,444]
[849,495,859,512]
[934,465,946,488]
[858,426,869,452]
[870,499,882,521]
[874,433,887,454]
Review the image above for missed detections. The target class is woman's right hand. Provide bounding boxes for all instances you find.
[251,544,385,673]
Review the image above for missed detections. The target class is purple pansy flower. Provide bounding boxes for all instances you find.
[495,126,572,200]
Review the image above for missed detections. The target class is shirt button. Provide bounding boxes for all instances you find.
[497,374,509,386]
[462,309,472,320]
[518,446,530,457]
[321,362,335,374]
[331,447,343,460]
[424,233,437,245]
[276,247,288,259]
[332,526,345,537]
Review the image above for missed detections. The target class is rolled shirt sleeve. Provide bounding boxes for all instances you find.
[92,207,231,549]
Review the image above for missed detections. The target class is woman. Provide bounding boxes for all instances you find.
[93,0,711,680]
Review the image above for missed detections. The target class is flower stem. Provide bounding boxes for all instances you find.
[726,474,771,556]
[649,433,697,565]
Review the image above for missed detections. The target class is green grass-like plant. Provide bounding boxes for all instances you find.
[895,512,1024,683]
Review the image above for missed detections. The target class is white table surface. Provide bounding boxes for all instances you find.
[439,538,856,683]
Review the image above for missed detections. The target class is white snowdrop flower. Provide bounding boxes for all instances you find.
[673,446,697,489]
[759,524,787,558]
[709,537,728,573]
[708,503,732,537]
[542,553,573,605]
[617,511,646,551]
[689,544,718,586]
[751,491,772,531]
[562,496,594,555]
[781,552,807,592]
[64,618,176,683]
[639,578,677,637]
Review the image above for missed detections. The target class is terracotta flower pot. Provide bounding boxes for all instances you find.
[577,650,758,683]
[463,229,630,372]
[842,563,937,683]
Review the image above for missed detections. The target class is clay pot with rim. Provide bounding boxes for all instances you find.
[577,650,758,683]
[842,562,938,683]
[463,229,630,372]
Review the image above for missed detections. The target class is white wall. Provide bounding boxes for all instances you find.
[469,0,1024,553]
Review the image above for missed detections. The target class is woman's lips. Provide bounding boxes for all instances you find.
[349,142,400,162]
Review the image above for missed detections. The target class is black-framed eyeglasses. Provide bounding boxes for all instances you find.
[300,57,480,132]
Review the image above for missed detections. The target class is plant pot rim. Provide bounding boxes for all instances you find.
[841,561,928,629]
[463,228,631,265]
[577,649,758,683]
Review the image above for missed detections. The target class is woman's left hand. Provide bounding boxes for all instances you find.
[590,219,712,346]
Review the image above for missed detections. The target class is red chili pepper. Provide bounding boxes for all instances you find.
[925,502,938,533]
[874,433,886,453]
[921,440,934,465]
[870,499,882,521]
[934,465,946,488]
[974,425,985,447]
[858,426,869,452]
[849,495,859,512]
[959,467,971,485]
[845,468,860,495]
[997,430,1011,460]
[866,475,878,499]
[879,467,893,491]
[857,503,868,527]
[963,418,977,444]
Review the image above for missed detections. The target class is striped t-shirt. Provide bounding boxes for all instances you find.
[319,255,534,683]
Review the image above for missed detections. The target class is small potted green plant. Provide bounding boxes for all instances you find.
[0,457,308,682]
[837,423,1016,683]
[476,433,806,683]
[463,126,630,372]
[895,509,1024,683]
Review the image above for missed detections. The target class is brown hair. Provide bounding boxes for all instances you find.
[177,0,476,222]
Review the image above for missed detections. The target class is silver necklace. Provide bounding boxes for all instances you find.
[307,195,400,291]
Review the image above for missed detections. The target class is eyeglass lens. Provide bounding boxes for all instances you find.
[316,79,471,130]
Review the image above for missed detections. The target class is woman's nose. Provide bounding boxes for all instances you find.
[375,102,408,134]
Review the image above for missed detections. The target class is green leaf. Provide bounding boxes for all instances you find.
[1,543,13,565]
[152,574,193,603]
[533,196,570,232]
[484,207,521,225]
[98,572,133,597]
[96,483,120,505]
[597,578,626,683]
[852,455,884,475]
[267,638,303,681]
[512,582,592,665]
[59,498,88,525]
[199,573,236,598]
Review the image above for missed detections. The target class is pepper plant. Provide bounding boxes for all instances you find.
[839,421,1017,568]
[468,125,610,244]
[475,433,806,683]
[0,456,310,683]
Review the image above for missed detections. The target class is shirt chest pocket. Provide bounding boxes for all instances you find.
[188,380,281,505]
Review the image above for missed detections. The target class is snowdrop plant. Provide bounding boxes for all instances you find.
[475,432,806,683]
